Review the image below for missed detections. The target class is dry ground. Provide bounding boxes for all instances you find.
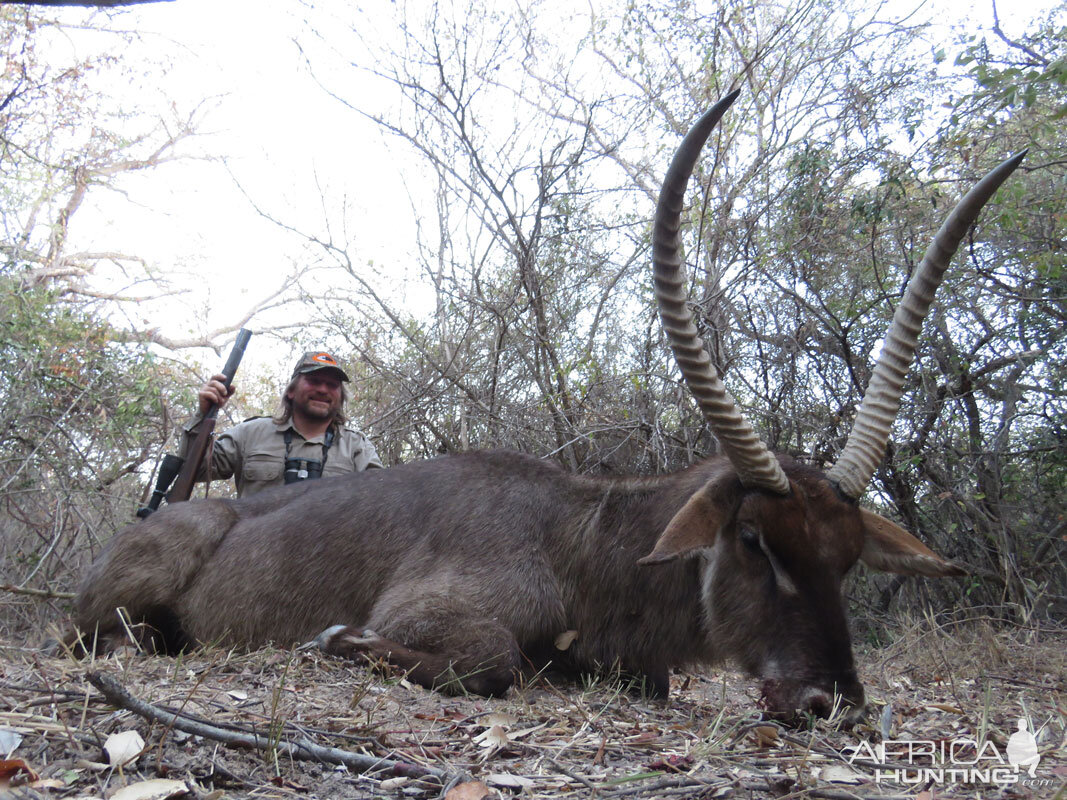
[0,618,1063,800]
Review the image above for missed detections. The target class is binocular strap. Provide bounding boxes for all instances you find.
[283,427,335,481]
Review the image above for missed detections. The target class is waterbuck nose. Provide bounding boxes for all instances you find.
[836,676,867,719]
[761,677,866,724]
[800,687,836,719]
[799,681,865,721]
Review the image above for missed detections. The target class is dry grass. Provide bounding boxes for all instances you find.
[0,614,1063,800]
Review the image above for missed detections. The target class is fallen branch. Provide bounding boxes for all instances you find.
[0,583,75,600]
[600,774,730,798]
[86,671,449,782]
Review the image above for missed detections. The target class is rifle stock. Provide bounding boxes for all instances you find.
[136,453,184,518]
[137,329,252,515]
[166,418,216,504]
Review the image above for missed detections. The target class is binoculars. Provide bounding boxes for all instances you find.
[284,457,324,484]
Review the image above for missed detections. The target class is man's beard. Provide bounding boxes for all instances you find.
[296,397,337,421]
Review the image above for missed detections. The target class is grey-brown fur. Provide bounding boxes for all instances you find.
[78,452,707,681]
[71,448,962,718]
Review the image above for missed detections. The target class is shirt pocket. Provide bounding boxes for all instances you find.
[243,452,283,483]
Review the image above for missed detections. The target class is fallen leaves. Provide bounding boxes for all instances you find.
[0,728,24,754]
[751,725,780,748]
[0,757,38,786]
[480,712,517,727]
[445,780,493,800]
[473,724,511,753]
[485,772,535,790]
[2,755,189,800]
[645,754,694,771]
[811,764,865,784]
[925,702,965,714]
[104,730,146,768]
[109,778,190,800]
[0,627,1063,800]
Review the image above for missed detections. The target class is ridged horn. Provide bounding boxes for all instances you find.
[828,150,1027,500]
[653,90,791,495]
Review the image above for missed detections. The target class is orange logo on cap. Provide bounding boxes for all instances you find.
[312,353,338,365]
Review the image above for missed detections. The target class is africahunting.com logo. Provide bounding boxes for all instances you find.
[847,718,1052,789]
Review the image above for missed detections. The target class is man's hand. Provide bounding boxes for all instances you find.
[198,373,236,416]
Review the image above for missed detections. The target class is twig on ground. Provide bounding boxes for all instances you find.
[0,681,89,702]
[86,670,451,783]
[779,786,914,800]
[0,583,75,600]
[986,673,1062,689]
[204,756,259,789]
[544,756,600,792]
[600,774,729,798]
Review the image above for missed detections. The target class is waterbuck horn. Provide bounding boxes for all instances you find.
[653,89,791,495]
[827,150,1027,500]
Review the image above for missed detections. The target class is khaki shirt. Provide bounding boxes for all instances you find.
[180,416,382,497]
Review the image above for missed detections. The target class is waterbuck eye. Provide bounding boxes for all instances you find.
[739,526,761,554]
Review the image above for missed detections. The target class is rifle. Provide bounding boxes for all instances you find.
[137,329,253,518]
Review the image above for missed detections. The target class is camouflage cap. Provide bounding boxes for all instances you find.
[291,351,350,382]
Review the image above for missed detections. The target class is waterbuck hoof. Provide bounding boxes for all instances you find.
[307,624,381,654]
[303,624,349,651]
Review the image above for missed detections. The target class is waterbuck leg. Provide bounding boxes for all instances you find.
[314,619,521,697]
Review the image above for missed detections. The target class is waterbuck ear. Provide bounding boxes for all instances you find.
[639,481,736,566]
[859,509,966,577]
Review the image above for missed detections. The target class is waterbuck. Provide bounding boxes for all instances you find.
[70,91,1022,721]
